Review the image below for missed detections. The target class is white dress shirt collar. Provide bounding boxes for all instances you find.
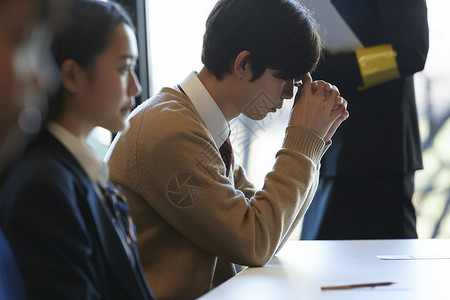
[179,71,230,148]
[48,122,109,188]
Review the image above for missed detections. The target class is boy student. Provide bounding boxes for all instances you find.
[106,0,349,299]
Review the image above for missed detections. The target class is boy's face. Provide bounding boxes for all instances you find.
[238,69,295,120]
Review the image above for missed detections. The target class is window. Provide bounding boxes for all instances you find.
[146,0,218,94]
[413,0,450,238]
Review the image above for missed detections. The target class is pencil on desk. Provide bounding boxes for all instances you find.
[321,281,395,291]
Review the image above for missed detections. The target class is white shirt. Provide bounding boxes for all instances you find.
[49,123,136,259]
[178,71,230,148]
[48,122,109,189]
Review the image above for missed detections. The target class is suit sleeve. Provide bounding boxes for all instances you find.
[313,0,428,92]
[377,0,428,75]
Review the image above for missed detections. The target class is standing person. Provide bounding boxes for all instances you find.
[0,1,155,299]
[106,0,349,299]
[301,0,429,240]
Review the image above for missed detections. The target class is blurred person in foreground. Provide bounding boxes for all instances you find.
[0,0,61,298]
[0,0,59,178]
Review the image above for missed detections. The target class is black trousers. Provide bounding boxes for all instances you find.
[301,173,418,240]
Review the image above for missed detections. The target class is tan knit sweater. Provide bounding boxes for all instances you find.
[106,87,329,300]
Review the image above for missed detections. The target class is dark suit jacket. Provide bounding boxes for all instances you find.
[0,131,155,300]
[0,230,27,299]
[314,0,429,176]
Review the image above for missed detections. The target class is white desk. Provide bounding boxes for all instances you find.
[198,239,450,299]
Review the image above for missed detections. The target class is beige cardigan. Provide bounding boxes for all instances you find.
[106,87,329,300]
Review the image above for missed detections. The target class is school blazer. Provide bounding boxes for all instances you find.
[0,131,155,300]
[0,230,27,299]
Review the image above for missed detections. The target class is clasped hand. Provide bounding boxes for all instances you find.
[289,73,349,142]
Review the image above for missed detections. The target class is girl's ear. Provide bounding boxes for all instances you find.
[60,59,83,93]
[233,50,253,79]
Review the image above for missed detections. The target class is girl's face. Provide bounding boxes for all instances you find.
[76,23,141,134]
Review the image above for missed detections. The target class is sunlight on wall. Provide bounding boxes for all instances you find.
[146,0,218,94]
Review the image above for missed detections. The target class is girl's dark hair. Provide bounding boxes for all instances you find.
[201,0,322,81]
[51,0,134,68]
[49,0,134,120]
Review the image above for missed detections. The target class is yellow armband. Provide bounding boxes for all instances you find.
[356,44,400,91]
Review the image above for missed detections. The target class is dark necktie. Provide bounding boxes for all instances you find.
[220,136,233,177]
[98,182,137,248]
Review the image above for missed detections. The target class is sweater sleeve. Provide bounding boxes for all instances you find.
[108,94,328,267]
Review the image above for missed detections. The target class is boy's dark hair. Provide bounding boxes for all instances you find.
[49,0,134,120]
[201,0,322,81]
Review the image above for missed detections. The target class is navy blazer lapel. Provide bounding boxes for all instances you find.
[86,189,151,300]
[42,132,151,300]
